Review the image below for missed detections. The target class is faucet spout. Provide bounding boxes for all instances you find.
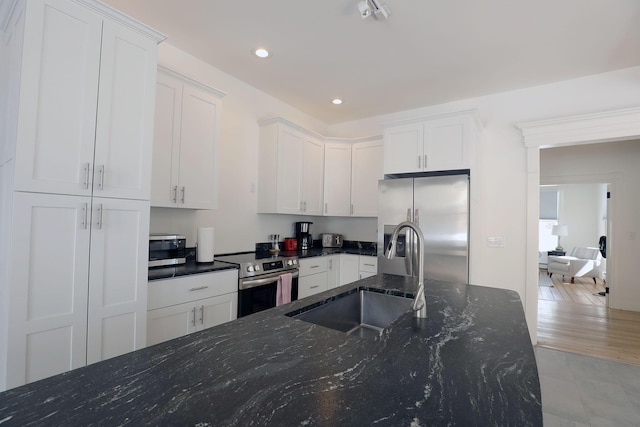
[385,221,427,318]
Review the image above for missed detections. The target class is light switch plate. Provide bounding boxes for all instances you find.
[487,236,505,248]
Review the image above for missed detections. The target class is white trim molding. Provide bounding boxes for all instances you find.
[517,107,640,148]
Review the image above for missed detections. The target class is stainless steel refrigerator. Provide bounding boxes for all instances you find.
[377,173,469,284]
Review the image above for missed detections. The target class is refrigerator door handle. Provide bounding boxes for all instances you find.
[404,208,414,275]
[414,209,420,226]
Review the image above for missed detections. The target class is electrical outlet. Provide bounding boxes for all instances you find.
[487,236,505,248]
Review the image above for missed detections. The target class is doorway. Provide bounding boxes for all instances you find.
[537,182,608,307]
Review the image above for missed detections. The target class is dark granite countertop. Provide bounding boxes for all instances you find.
[148,260,238,281]
[0,274,541,426]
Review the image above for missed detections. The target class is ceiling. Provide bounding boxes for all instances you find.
[103,0,640,125]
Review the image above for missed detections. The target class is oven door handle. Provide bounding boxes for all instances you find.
[239,270,299,290]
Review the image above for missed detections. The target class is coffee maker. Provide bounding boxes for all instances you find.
[295,221,313,250]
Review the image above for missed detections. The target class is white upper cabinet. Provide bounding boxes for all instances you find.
[383,110,480,175]
[323,139,383,217]
[351,139,383,217]
[151,67,224,209]
[258,119,325,214]
[323,142,352,216]
[13,0,160,200]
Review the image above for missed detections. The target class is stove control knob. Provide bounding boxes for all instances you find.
[255,265,261,271]
[247,265,254,273]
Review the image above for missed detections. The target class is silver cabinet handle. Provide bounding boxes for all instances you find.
[81,203,88,229]
[329,259,333,269]
[172,186,178,203]
[351,204,354,215]
[82,163,90,189]
[96,164,104,190]
[310,265,320,269]
[199,305,204,324]
[423,155,427,169]
[310,285,319,289]
[180,186,185,203]
[304,201,307,211]
[191,307,196,326]
[418,155,421,169]
[94,204,103,229]
[324,203,328,214]
[189,286,209,292]
[363,263,375,267]
[300,201,304,212]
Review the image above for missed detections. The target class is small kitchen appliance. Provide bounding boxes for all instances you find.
[149,234,187,267]
[284,238,297,251]
[295,221,313,250]
[321,233,343,248]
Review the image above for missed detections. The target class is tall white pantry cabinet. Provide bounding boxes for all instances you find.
[0,0,164,390]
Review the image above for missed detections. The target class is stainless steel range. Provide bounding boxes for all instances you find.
[216,252,299,318]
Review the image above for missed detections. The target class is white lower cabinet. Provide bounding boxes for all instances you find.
[300,254,378,296]
[339,254,360,286]
[6,192,150,388]
[298,257,329,299]
[359,256,378,280]
[147,270,238,346]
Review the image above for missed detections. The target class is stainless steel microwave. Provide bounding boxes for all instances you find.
[149,234,187,267]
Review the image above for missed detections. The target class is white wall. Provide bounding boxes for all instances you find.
[541,140,640,311]
[554,183,606,251]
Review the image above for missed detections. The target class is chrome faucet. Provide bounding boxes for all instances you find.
[385,221,427,318]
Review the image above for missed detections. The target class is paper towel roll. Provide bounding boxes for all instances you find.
[197,227,214,263]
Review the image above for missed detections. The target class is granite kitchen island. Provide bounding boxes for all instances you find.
[0,274,542,426]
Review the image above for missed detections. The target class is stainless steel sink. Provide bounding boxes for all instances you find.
[288,290,412,339]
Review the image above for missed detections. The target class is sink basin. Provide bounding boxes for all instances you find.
[288,289,412,339]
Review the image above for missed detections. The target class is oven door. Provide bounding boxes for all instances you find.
[238,270,299,318]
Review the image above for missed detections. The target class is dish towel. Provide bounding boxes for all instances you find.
[276,273,293,306]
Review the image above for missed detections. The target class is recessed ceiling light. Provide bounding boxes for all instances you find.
[254,48,269,58]
[332,98,343,105]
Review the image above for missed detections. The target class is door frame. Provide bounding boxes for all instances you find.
[518,106,640,343]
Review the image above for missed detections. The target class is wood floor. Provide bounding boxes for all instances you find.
[537,270,640,365]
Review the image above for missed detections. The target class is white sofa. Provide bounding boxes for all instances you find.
[547,247,602,284]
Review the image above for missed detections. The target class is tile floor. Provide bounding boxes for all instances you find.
[535,346,640,426]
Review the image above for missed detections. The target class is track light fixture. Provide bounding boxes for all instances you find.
[358,0,391,20]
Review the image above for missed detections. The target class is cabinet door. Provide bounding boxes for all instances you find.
[147,302,196,346]
[339,254,360,286]
[151,70,182,207]
[178,83,221,209]
[93,20,157,201]
[323,142,352,216]
[327,256,340,289]
[423,116,469,171]
[383,123,423,175]
[86,198,150,364]
[351,140,383,217]
[275,126,303,214]
[7,192,91,388]
[195,293,238,331]
[301,136,325,215]
[299,272,328,299]
[14,0,101,196]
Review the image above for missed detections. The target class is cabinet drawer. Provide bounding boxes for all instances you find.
[148,269,238,310]
[298,272,328,299]
[359,256,378,273]
[299,257,329,276]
